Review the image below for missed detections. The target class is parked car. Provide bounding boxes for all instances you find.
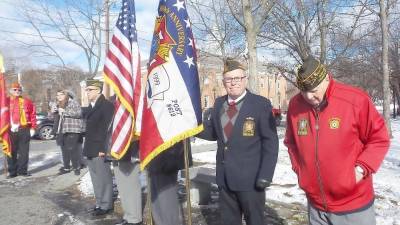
[35,113,55,140]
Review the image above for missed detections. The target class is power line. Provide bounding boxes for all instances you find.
[0,28,67,40]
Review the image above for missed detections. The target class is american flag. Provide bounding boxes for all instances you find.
[103,0,143,159]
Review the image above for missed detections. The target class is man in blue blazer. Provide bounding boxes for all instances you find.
[199,58,279,225]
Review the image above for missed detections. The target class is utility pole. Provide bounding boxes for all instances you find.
[103,0,111,98]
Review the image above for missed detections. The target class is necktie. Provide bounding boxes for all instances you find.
[223,102,237,140]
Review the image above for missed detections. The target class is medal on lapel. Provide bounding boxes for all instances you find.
[243,117,255,136]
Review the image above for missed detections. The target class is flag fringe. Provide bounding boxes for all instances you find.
[140,124,204,170]
[104,74,135,117]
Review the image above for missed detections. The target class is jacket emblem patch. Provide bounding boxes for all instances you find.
[243,117,255,136]
[329,118,340,129]
[297,119,308,136]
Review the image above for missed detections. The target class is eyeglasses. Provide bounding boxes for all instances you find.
[85,88,99,92]
[223,76,247,84]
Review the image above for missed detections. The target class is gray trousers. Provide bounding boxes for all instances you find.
[114,160,142,223]
[87,157,113,210]
[308,203,376,225]
[150,171,182,225]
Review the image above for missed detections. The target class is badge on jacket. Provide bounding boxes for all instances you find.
[297,119,308,136]
[329,118,340,129]
[243,117,255,136]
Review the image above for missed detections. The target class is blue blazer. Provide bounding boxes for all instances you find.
[199,91,279,191]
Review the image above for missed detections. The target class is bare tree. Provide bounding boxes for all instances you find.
[226,0,276,93]
[16,0,104,76]
[259,1,370,66]
[187,0,245,58]
[379,0,395,135]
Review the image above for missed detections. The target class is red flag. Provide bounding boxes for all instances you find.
[0,54,12,157]
[103,0,144,159]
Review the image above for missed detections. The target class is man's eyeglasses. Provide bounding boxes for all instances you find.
[85,88,99,92]
[223,76,247,84]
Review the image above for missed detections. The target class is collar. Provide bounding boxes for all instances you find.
[228,90,247,105]
[90,94,101,107]
[314,75,334,111]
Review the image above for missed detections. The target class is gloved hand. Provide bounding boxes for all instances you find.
[256,179,271,190]
[11,124,19,132]
[30,129,35,137]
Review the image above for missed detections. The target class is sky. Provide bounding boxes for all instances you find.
[0,0,159,72]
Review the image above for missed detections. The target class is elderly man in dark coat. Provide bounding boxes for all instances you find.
[82,79,114,216]
[198,58,279,225]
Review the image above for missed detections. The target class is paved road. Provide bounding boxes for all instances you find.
[0,125,307,225]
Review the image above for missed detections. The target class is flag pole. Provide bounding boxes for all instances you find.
[146,174,153,225]
[3,154,8,178]
[184,138,192,225]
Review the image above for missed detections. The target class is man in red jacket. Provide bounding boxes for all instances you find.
[7,82,37,178]
[284,56,389,225]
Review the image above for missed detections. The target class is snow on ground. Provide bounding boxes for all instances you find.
[78,172,93,197]
[192,119,400,224]
[77,119,400,224]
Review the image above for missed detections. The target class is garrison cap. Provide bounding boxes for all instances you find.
[85,79,103,89]
[11,82,22,89]
[223,57,246,74]
[296,56,327,91]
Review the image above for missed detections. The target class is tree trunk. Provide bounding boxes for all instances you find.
[317,0,327,63]
[379,0,392,136]
[242,0,258,93]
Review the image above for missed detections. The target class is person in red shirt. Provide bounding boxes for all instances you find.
[7,82,37,178]
[284,56,390,225]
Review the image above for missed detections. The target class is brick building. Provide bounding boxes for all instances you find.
[198,51,288,111]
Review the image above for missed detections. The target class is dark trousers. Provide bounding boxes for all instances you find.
[59,133,81,170]
[219,187,266,225]
[7,127,31,175]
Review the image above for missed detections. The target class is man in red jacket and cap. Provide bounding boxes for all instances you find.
[7,82,37,178]
[284,56,390,225]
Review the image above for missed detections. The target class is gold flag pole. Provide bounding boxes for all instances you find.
[184,138,192,225]
[3,153,8,178]
[146,173,153,225]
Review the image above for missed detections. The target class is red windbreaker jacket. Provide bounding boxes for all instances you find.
[284,78,389,213]
[9,96,37,129]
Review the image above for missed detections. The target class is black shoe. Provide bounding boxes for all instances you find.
[115,219,142,225]
[74,169,80,175]
[6,174,17,179]
[86,206,100,213]
[92,208,113,216]
[58,168,71,175]
[19,173,31,177]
